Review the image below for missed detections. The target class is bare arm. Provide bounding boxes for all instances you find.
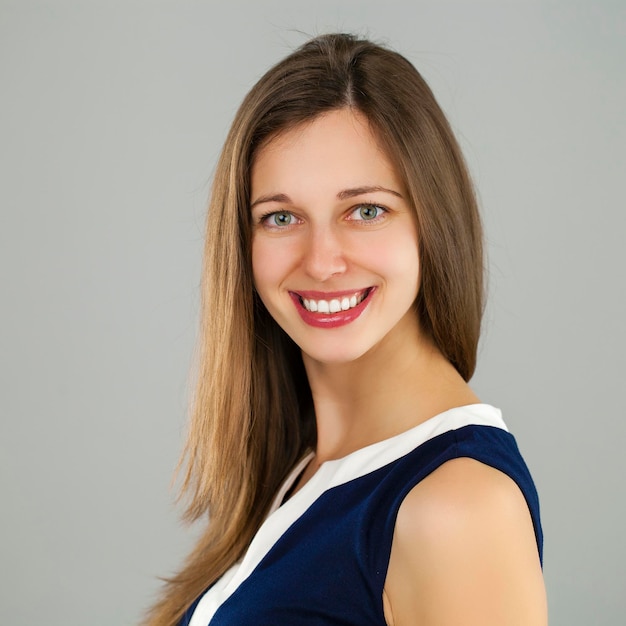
[383,457,547,626]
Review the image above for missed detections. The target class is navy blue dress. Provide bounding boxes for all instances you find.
[182,404,542,626]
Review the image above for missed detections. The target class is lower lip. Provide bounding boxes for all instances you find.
[289,288,375,328]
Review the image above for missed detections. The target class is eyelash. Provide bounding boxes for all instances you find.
[258,210,301,229]
[348,203,388,222]
[257,203,388,229]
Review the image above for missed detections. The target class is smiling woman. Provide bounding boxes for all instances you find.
[251,108,420,362]
[145,34,547,626]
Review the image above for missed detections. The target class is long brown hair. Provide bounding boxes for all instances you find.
[145,33,483,626]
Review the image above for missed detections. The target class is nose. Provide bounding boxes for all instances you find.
[302,225,348,282]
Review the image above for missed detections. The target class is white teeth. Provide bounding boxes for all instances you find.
[301,290,369,313]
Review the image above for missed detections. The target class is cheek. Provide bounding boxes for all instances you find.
[251,236,297,297]
[363,229,420,286]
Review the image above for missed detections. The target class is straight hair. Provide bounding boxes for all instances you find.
[144,33,483,626]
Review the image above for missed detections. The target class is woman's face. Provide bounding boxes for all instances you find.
[250,108,421,364]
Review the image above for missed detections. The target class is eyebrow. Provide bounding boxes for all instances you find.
[250,186,403,210]
[337,186,403,200]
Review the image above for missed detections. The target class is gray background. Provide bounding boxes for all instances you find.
[1,1,624,624]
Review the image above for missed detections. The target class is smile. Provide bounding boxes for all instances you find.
[289,288,375,328]
[301,290,368,313]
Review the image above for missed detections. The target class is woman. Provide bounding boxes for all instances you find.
[146,33,547,625]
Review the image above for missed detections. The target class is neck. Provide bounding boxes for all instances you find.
[302,313,479,463]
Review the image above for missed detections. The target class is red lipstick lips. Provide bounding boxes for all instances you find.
[289,288,375,328]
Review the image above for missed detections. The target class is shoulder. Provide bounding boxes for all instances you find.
[383,457,547,626]
[397,456,533,537]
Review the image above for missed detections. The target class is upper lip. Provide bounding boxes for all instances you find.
[291,288,372,299]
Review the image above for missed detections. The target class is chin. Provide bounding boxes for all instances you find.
[298,338,375,366]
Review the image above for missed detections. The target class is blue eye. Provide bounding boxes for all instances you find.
[269,212,293,226]
[257,210,301,230]
[353,204,385,221]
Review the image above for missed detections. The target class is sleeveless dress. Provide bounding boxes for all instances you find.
[182,404,543,626]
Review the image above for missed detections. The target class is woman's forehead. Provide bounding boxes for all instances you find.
[250,109,405,203]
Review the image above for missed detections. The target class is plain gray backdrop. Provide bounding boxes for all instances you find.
[1,1,624,624]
